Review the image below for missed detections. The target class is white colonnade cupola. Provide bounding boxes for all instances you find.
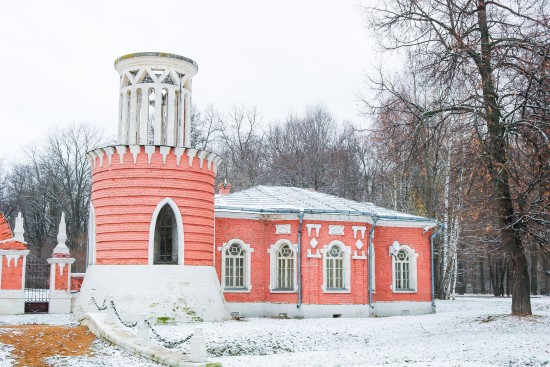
[114,52,198,147]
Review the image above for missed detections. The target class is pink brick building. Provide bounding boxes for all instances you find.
[76,52,439,320]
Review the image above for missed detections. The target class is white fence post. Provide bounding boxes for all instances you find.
[189,327,207,363]
[135,313,150,345]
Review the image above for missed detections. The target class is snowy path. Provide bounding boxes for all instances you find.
[0,296,548,366]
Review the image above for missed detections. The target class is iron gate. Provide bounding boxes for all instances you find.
[24,254,50,313]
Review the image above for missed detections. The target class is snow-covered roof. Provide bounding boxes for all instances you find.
[215,185,434,223]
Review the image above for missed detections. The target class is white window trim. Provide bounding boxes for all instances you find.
[268,239,298,293]
[390,243,418,293]
[219,239,253,293]
[322,240,351,294]
[148,197,184,265]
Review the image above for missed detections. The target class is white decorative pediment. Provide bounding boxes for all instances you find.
[328,225,344,236]
[352,250,367,260]
[307,249,321,258]
[309,238,319,248]
[355,239,364,250]
[306,224,321,237]
[275,224,291,235]
[352,226,367,239]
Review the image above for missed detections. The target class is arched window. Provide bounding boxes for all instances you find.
[220,239,253,292]
[148,198,184,265]
[153,204,178,264]
[268,240,297,292]
[322,241,351,293]
[390,242,418,292]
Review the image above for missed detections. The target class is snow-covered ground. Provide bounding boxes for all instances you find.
[0,296,549,367]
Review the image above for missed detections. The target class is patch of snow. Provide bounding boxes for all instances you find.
[150,296,550,367]
[0,313,76,326]
[45,339,162,367]
[0,343,14,367]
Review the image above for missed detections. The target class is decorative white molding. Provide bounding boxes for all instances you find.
[267,239,298,292]
[355,239,364,250]
[88,150,98,168]
[306,224,321,237]
[352,250,367,260]
[147,198,184,265]
[13,212,25,243]
[145,145,156,164]
[275,224,291,235]
[206,152,217,170]
[197,150,208,169]
[352,226,367,239]
[187,149,198,167]
[328,225,345,236]
[104,146,115,166]
[173,147,186,166]
[96,149,105,167]
[6,254,20,267]
[321,240,351,293]
[159,146,171,164]
[309,238,318,248]
[213,156,223,174]
[220,239,254,292]
[129,145,141,163]
[115,145,127,164]
[87,145,221,174]
[307,249,321,258]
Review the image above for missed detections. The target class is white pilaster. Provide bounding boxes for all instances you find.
[154,86,162,145]
[129,88,138,144]
[167,89,176,146]
[140,88,149,145]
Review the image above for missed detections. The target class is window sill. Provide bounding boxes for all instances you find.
[269,289,297,294]
[323,288,351,294]
[392,289,417,294]
[223,288,251,293]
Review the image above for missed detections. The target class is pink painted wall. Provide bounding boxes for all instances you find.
[215,217,433,305]
[91,146,216,266]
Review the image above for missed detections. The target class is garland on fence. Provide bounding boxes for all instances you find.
[91,296,108,311]
[92,298,195,348]
[144,319,194,349]
[110,301,138,328]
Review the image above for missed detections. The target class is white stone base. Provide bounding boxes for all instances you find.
[227,301,435,318]
[49,291,72,314]
[371,301,434,317]
[73,265,229,322]
[80,312,220,367]
[227,302,370,318]
[0,290,25,315]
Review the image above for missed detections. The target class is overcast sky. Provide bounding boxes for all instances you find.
[0,0,383,162]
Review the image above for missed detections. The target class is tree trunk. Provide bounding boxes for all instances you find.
[477,0,532,315]
[530,252,538,295]
[479,259,486,294]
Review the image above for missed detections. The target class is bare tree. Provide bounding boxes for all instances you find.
[363,0,550,315]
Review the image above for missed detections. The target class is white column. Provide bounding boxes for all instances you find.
[167,89,176,146]
[140,88,149,145]
[120,90,129,145]
[128,88,138,144]
[184,91,191,147]
[177,91,184,146]
[154,86,162,145]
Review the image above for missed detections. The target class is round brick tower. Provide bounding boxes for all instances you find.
[77,53,227,321]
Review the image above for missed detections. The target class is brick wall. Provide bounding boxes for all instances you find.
[91,146,215,266]
[1,256,23,290]
[216,216,433,305]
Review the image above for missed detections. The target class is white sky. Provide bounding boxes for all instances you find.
[0,0,381,162]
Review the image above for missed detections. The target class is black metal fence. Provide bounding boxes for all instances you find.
[24,254,50,313]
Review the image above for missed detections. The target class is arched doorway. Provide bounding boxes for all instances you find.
[153,204,178,264]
